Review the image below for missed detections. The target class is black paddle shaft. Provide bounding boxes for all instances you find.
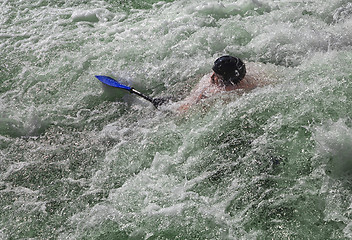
[130,88,165,108]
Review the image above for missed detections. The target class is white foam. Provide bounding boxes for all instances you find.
[333,3,352,23]
[314,119,352,177]
[72,10,99,23]
[72,8,114,23]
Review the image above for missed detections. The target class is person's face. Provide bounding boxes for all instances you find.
[211,72,219,84]
[211,72,225,86]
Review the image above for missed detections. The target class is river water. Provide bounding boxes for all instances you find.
[1,0,352,239]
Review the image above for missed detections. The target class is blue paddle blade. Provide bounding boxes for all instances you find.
[95,75,132,91]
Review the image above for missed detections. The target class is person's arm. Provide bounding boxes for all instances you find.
[177,75,212,112]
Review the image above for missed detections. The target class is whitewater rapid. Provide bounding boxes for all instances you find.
[1,0,352,239]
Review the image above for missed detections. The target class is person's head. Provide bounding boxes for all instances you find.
[212,55,246,85]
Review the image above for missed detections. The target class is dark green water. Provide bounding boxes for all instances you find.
[1,0,352,239]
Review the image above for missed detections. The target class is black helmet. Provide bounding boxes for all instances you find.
[212,55,246,84]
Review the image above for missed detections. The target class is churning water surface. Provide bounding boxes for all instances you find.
[1,0,352,239]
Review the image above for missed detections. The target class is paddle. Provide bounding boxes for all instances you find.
[95,75,167,108]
